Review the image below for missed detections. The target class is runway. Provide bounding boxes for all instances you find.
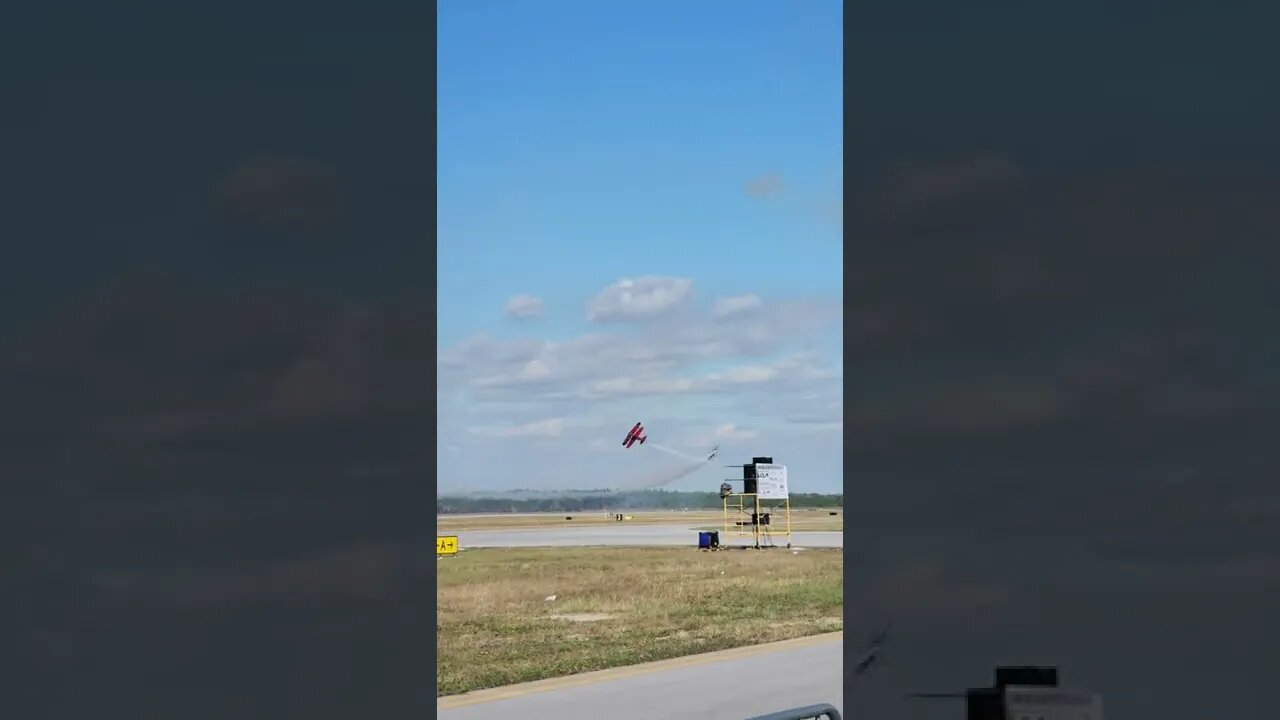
[455,523,843,549]
[438,632,843,720]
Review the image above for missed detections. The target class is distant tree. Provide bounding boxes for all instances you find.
[435,489,844,513]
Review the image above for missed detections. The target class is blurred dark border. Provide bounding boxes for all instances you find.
[4,3,437,718]
[843,3,1277,718]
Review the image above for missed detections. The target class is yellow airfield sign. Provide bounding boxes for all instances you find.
[437,535,459,556]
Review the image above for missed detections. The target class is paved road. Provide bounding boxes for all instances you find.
[456,523,843,548]
[438,632,843,720]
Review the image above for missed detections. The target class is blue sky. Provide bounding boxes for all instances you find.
[437,0,843,493]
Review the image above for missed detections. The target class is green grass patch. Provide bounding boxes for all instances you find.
[437,546,843,696]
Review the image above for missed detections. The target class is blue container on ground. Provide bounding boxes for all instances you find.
[697,531,712,549]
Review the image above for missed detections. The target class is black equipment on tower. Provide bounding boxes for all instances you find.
[742,457,773,495]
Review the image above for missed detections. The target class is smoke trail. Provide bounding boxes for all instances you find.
[439,488,619,501]
[620,458,707,490]
[614,443,717,490]
[646,442,703,463]
[439,439,715,497]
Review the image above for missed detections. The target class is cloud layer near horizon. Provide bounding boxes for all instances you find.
[439,275,844,492]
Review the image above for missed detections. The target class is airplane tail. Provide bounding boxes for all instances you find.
[639,436,646,444]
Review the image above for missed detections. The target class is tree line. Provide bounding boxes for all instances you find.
[437,489,843,514]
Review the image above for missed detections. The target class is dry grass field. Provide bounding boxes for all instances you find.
[435,508,843,533]
[436,545,843,696]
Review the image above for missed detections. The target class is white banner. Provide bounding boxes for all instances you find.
[754,464,789,500]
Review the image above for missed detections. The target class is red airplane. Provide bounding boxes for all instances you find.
[622,422,647,448]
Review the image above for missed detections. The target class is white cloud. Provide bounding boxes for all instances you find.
[468,417,565,438]
[709,364,779,384]
[438,278,842,491]
[583,376,698,398]
[504,294,544,318]
[784,399,843,426]
[567,352,840,403]
[586,276,692,322]
[472,351,838,402]
[714,423,760,440]
[712,294,762,318]
[745,172,786,199]
[441,296,841,399]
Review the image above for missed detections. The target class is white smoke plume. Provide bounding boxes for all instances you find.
[646,442,704,463]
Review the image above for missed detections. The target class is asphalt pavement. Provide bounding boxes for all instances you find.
[455,523,843,548]
[438,632,843,720]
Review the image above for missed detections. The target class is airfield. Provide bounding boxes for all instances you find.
[436,509,845,719]
[454,523,843,548]
[436,509,844,548]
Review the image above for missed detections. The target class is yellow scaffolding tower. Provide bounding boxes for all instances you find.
[721,492,792,549]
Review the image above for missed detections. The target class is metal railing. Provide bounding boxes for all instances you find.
[744,703,842,720]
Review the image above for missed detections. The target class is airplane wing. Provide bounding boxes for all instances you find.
[622,422,644,448]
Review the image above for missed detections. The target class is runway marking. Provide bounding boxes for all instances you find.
[437,630,843,709]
